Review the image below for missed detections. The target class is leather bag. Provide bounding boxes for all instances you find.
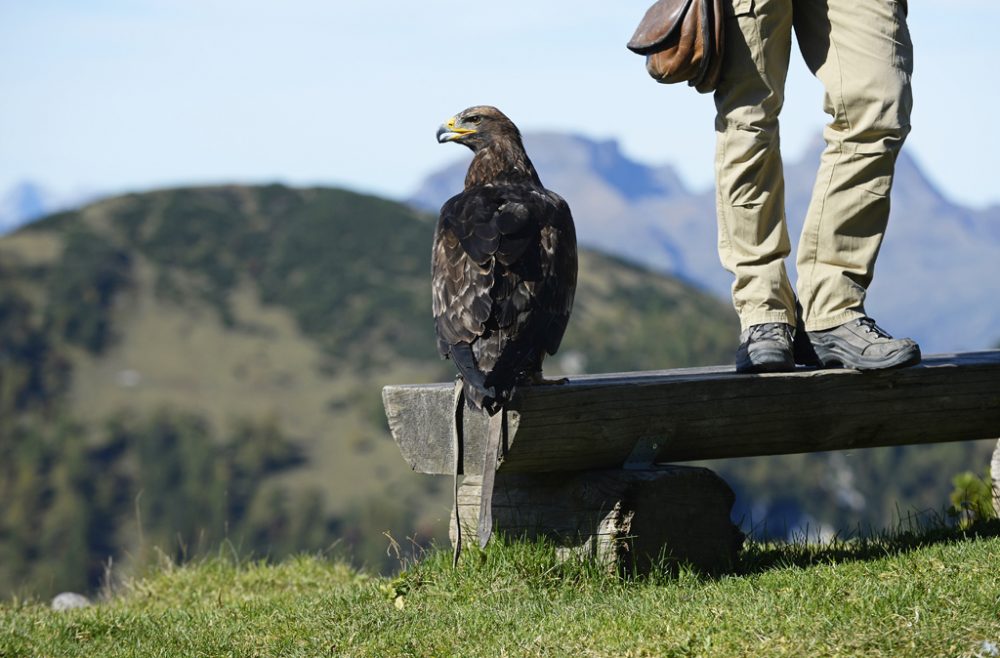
[627,0,724,94]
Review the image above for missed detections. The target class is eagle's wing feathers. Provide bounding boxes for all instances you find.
[432,192,499,355]
[535,191,577,355]
[434,185,576,379]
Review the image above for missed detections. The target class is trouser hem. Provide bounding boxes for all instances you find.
[740,310,795,333]
[804,310,864,332]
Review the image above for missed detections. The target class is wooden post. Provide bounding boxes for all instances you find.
[451,465,743,574]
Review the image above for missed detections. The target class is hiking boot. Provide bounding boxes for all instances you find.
[735,323,795,374]
[802,317,921,370]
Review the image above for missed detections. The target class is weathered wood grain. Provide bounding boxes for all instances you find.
[383,351,1000,475]
[450,465,742,574]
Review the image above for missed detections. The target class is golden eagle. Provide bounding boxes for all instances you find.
[433,106,578,415]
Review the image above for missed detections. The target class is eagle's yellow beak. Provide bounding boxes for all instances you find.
[437,116,476,143]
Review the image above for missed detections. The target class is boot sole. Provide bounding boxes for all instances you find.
[811,342,922,371]
[735,347,795,374]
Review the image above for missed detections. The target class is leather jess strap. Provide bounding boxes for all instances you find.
[450,376,507,565]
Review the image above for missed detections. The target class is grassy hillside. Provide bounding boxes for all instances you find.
[3,525,1000,657]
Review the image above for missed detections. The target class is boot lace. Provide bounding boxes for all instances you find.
[749,323,790,342]
[857,317,892,339]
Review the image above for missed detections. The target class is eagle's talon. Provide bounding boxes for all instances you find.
[528,373,568,386]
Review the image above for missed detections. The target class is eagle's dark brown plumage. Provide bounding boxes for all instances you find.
[433,105,577,414]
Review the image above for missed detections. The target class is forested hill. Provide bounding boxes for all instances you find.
[0,184,741,597]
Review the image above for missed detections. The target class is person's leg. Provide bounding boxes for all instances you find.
[792,0,913,331]
[714,0,798,372]
[714,0,797,333]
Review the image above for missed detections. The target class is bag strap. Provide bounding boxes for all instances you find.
[477,409,506,548]
[689,0,713,88]
[451,378,465,567]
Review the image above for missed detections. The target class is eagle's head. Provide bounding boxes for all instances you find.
[436,105,520,152]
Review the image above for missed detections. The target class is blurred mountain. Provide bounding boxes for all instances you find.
[0,182,57,233]
[411,134,1000,352]
[0,181,94,234]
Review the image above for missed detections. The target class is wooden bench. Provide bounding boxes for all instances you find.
[383,351,1000,572]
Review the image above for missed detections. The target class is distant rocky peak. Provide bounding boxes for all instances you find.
[408,132,689,213]
[0,181,54,233]
[892,147,951,211]
[524,132,689,201]
[786,134,951,212]
[0,181,95,235]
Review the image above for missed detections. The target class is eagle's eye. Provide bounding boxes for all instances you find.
[466,115,482,125]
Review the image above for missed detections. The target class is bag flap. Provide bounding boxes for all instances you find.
[627,0,695,54]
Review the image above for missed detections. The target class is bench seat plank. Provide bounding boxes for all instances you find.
[382,351,1000,475]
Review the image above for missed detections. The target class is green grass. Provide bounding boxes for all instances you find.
[3,524,1000,658]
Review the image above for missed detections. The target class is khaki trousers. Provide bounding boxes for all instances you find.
[714,0,912,331]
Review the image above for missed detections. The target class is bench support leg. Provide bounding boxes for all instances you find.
[450,464,744,574]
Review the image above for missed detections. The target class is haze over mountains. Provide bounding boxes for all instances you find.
[411,134,1000,353]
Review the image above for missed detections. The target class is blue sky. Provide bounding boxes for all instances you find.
[1,0,997,207]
